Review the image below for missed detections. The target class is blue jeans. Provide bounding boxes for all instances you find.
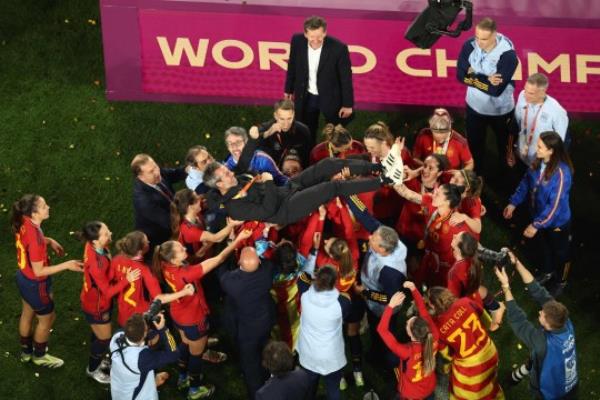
[303,367,343,400]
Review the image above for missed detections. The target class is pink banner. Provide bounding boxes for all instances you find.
[102,1,600,113]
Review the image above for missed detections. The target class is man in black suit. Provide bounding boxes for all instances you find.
[284,15,354,141]
[219,247,276,400]
[131,153,186,251]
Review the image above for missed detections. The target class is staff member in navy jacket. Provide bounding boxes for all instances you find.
[131,154,186,252]
[504,131,573,296]
[457,17,518,175]
[219,246,276,399]
[284,15,354,141]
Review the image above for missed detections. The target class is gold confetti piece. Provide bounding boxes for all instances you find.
[82,341,86,345]
[88,19,97,25]
[69,144,75,149]
[4,352,9,357]
[0,203,3,208]
[34,373,39,378]
[64,19,70,24]
[74,317,79,321]
[175,160,180,165]
[90,125,96,130]
[2,209,8,213]
[42,120,46,125]
[109,106,115,111]
[517,343,522,350]
[115,151,120,156]
[205,133,211,139]
[93,80,100,86]
[104,177,111,181]
[69,231,74,235]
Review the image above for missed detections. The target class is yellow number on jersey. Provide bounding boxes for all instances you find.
[15,235,27,270]
[446,313,486,358]
[411,360,424,382]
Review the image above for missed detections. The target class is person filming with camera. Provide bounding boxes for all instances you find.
[110,311,183,400]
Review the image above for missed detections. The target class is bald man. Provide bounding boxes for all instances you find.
[219,247,276,400]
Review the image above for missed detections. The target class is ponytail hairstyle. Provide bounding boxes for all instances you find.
[11,194,41,233]
[151,240,179,282]
[440,183,465,209]
[425,286,457,316]
[456,232,482,295]
[327,238,354,277]
[410,317,436,376]
[115,231,148,258]
[322,123,352,148]
[170,189,198,239]
[364,121,394,147]
[75,221,104,243]
[459,169,483,198]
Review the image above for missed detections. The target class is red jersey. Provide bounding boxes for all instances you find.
[81,242,128,315]
[447,259,483,308]
[15,217,48,281]
[434,297,502,399]
[162,262,208,325]
[111,254,162,327]
[395,179,434,244]
[309,140,365,165]
[179,219,205,256]
[413,129,473,170]
[459,196,483,240]
[377,287,439,398]
[419,195,469,287]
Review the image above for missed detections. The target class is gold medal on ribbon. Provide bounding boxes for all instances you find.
[417,240,425,250]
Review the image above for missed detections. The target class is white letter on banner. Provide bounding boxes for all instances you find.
[258,42,289,71]
[156,37,209,67]
[435,49,456,78]
[576,55,600,83]
[348,45,377,74]
[528,53,571,83]
[396,49,432,77]
[212,40,254,69]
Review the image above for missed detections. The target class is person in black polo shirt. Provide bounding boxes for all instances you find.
[257,99,313,167]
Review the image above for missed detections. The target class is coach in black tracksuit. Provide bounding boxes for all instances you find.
[219,247,276,400]
[203,157,384,225]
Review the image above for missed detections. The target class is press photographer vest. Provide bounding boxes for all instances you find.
[540,320,578,399]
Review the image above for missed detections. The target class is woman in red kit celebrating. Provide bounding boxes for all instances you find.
[171,188,240,260]
[79,221,141,384]
[309,123,365,165]
[377,281,438,400]
[447,232,505,332]
[413,108,474,171]
[111,230,195,328]
[12,194,83,369]
[448,169,485,239]
[395,183,469,287]
[152,228,251,399]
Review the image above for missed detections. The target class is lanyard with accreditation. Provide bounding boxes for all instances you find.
[521,99,546,156]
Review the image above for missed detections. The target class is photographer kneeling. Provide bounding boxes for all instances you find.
[110,312,180,400]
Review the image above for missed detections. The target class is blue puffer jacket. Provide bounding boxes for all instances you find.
[225,150,288,186]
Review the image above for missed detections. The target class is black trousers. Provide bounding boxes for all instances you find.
[536,222,571,281]
[465,105,513,175]
[300,93,353,143]
[237,324,271,400]
[273,158,382,225]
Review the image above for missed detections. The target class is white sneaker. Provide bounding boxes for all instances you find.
[86,366,111,384]
[381,143,404,184]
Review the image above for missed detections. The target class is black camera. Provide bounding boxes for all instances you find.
[143,299,163,325]
[477,246,513,268]
[405,0,473,49]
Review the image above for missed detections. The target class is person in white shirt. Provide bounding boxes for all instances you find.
[509,73,569,168]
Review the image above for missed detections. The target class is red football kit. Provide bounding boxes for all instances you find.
[179,219,205,256]
[395,179,436,244]
[413,129,473,171]
[15,217,48,281]
[446,259,483,308]
[377,287,439,399]
[81,243,128,316]
[162,262,208,325]
[458,196,483,240]
[111,254,162,327]
[309,140,365,165]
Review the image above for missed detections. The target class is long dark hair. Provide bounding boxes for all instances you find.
[170,189,197,239]
[532,131,574,180]
[425,286,457,316]
[75,221,104,242]
[11,194,41,233]
[456,232,482,295]
[440,184,465,209]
